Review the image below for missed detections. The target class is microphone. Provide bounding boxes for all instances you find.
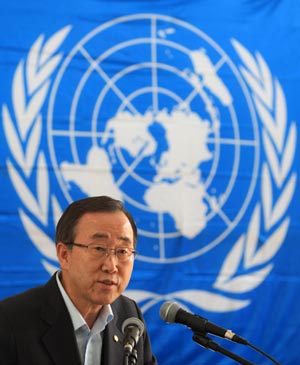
[122,317,144,355]
[160,301,248,345]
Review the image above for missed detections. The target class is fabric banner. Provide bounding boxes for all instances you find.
[0,1,299,364]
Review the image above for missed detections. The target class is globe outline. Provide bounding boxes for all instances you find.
[47,14,260,263]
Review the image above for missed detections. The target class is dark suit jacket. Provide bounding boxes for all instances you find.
[0,274,157,365]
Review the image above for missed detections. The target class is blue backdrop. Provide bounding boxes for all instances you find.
[0,1,299,364]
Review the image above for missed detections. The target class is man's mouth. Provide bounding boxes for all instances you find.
[99,280,116,286]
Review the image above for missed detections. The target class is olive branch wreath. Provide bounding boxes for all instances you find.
[2,28,296,313]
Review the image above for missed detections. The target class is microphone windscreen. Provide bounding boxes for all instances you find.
[159,301,181,323]
[122,317,144,336]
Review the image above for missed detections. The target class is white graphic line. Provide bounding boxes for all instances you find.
[158,212,166,259]
[51,130,105,138]
[214,54,227,72]
[217,207,233,227]
[207,137,257,147]
[79,45,139,115]
[116,142,150,187]
[184,88,200,106]
[203,191,234,227]
[151,17,159,116]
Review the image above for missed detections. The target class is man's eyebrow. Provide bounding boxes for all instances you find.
[91,232,132,244]
[118,236,132,244]
[92,232,108,238]
[91,233,108,239]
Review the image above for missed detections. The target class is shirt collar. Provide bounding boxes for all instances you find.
[56,271,113,332]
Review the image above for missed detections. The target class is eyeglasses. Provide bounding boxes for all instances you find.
[65,242,138,262]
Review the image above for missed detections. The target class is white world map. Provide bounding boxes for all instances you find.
[60,49,231,239]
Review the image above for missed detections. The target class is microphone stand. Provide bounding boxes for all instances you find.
[192,332,256,365]
[123,349,138,365]
[123,354,129,365]
[128,349,138,365]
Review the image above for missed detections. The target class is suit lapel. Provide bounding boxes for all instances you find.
[39,275,82,365]
[102,305,125,365]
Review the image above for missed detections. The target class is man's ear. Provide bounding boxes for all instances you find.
[56,242,70,269]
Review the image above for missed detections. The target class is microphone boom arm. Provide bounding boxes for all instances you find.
[192,332,256,365]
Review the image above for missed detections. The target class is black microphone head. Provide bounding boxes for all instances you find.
[159,301,181,323]
[122,317,144,337]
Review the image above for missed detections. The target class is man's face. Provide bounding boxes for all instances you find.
[57,210,135,314]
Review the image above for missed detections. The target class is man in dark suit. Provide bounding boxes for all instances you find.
[0,196,157,365]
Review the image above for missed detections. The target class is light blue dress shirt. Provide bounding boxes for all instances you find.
[56,272,114,364]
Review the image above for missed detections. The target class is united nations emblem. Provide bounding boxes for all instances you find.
[2,14,297,312]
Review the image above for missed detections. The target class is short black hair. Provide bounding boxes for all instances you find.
[55,196,137,246]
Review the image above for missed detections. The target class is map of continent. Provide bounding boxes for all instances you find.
[59,48,233,238]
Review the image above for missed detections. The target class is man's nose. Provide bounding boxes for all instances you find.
[101,251,118,272]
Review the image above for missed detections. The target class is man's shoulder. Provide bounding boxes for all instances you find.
[0,274,57,312]
[0,285,42,306]
[111,294,141,318]
[112,293,137,307]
